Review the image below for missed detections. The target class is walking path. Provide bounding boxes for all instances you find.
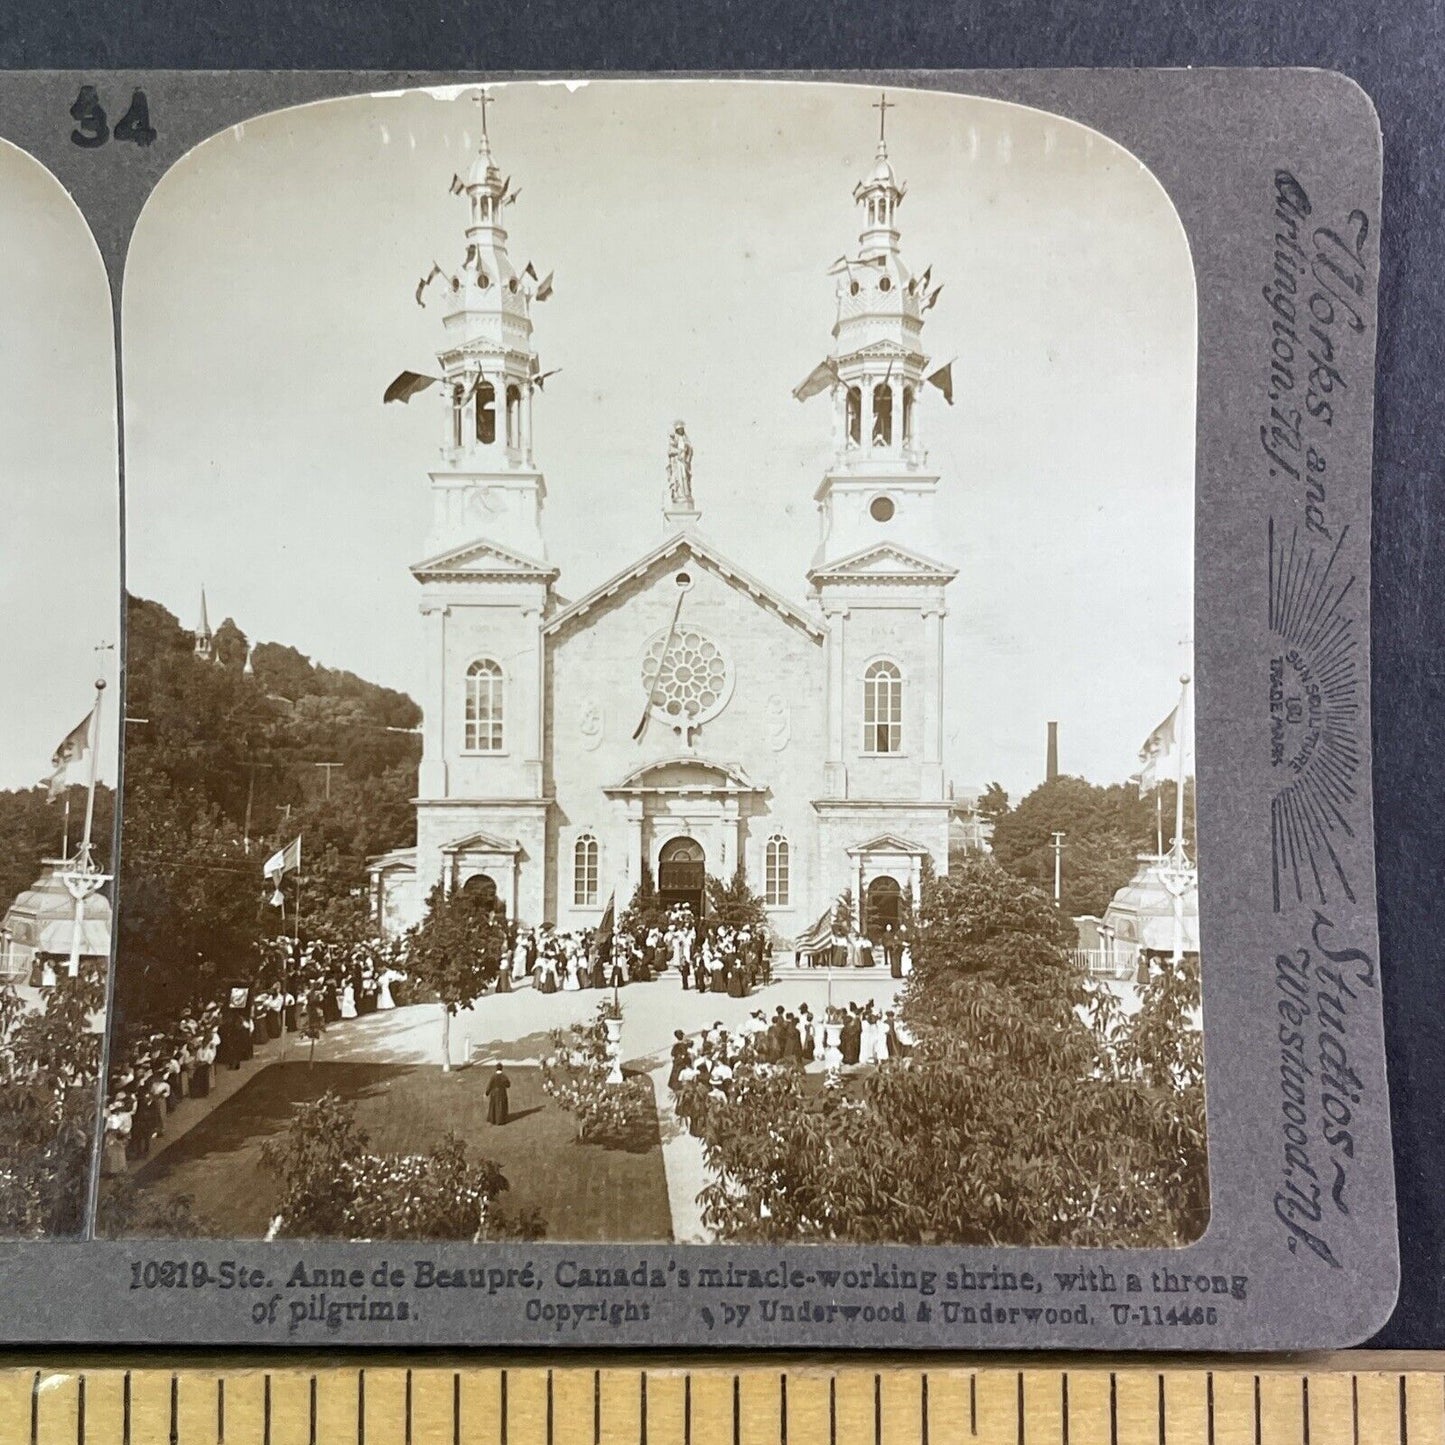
[122,971,909,1237]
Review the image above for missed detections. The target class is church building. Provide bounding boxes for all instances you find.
[370,94,959,942]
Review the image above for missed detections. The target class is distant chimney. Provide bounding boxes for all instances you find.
[1046,721,1059,782]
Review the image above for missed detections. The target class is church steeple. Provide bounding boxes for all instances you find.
[796,93,952,568]
[413,90,556,561]
[193,587,214,661]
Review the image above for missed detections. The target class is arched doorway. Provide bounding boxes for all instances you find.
[657,836,706,921]
[864,875,903,941]
[461,872,504,921]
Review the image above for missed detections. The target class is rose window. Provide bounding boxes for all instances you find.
[641,627,733,728]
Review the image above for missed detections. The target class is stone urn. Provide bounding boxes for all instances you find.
[604,1016,624,1084]
[822,1022,844,1069]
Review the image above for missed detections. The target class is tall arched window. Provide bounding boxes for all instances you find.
[902,385,915,445]
[465,658,504,752]
[872,383,893,445]
[845,386,861,445]
[863,660,903,754]
[475,381,497,444]
[573,834,599,907]
[764,835,790,908]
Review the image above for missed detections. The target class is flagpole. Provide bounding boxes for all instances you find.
[282,868,302,1062]
[1169,673,1191,966]
[61,793,70,862]
[79,681,103,867]
[67,680,105,977]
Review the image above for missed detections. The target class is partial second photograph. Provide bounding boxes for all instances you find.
[0,137,119,1238]
[106,79,1203,1247]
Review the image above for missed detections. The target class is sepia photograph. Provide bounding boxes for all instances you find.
[107,79,1204,1248]
[0,136,119,1237]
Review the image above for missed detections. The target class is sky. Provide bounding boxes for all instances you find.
[123,79,1195,801]
[0,139,119,791]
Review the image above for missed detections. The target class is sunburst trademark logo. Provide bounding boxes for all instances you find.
[1268,519,1362,912]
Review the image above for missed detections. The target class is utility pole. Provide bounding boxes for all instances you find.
[314,761,344,800]
[1052,831,1066,906]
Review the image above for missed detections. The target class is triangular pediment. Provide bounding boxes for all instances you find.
[846,831,932,857]
[440,828,522,856]
[544,532,825,642]
[411,538,559,583]
[809,543,958,584]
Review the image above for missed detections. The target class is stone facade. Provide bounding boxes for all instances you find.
[371,96,959,943]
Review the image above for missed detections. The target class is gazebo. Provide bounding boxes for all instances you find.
[1075,853,1199,981]
[0,858,112,986]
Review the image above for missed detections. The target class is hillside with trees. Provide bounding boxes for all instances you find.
[116,595,421,1027]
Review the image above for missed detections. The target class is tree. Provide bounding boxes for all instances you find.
[0,960,107,1238]
[619,860,661,938]
[404,883,506,1070]
[116,593,424,1030]
[685,855,1206,1247]
[705,862,767,931]
[831,889,855,935]
[988,775,1195,918]
[977,781,1010,826]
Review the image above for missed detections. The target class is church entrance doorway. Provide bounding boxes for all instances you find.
[461,872,505,921]
[864,875,903,941]
[657,836,706,921]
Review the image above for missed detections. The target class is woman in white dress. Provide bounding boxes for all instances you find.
[340,983,357,1019]
[859,1007,878,1066]
[563,951,581,991]
[377,969,397,1010]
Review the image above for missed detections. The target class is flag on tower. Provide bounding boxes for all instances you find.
[384,370,439,404]
[263,836,302,883]
[47,708,94,801]
[925,361,954,405]
[792,358,841,402]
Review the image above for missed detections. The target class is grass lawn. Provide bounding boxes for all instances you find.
[128,1061,673,1242]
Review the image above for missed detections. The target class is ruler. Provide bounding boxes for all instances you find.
[1,1356,1442,1444]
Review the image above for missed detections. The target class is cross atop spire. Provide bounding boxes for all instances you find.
[474,88,494,145]
[873,91,894,149]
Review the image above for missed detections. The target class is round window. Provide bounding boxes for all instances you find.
[675,571,693,590]
[870,495,896,523]
[879,275,892,292]
[508,277,519,292]
[641,626,734,728]
[849,280,860,296]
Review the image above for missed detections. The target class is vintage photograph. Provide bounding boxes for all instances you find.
[0,137,118,1237]
[107,79,1204,1247]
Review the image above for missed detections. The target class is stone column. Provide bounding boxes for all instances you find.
[921,606,945,799]
[623,800,645,909]
[523,379,535,463]
[418,603,449,798]
[824,605,847,796]
[862,379,875,451]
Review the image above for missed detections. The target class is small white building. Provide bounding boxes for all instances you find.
[1075,852,1200,981]
[0,858,112,987]
[373,100,960,943]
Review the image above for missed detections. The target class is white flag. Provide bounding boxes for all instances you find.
[263,836,302,882]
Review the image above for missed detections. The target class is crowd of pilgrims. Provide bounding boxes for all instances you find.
[667,998,915,1120]
[100,935,409,1175]
[97,904,788,1172]
[512,907,772,997]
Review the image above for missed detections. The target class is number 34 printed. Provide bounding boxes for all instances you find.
[70,85,156,148]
